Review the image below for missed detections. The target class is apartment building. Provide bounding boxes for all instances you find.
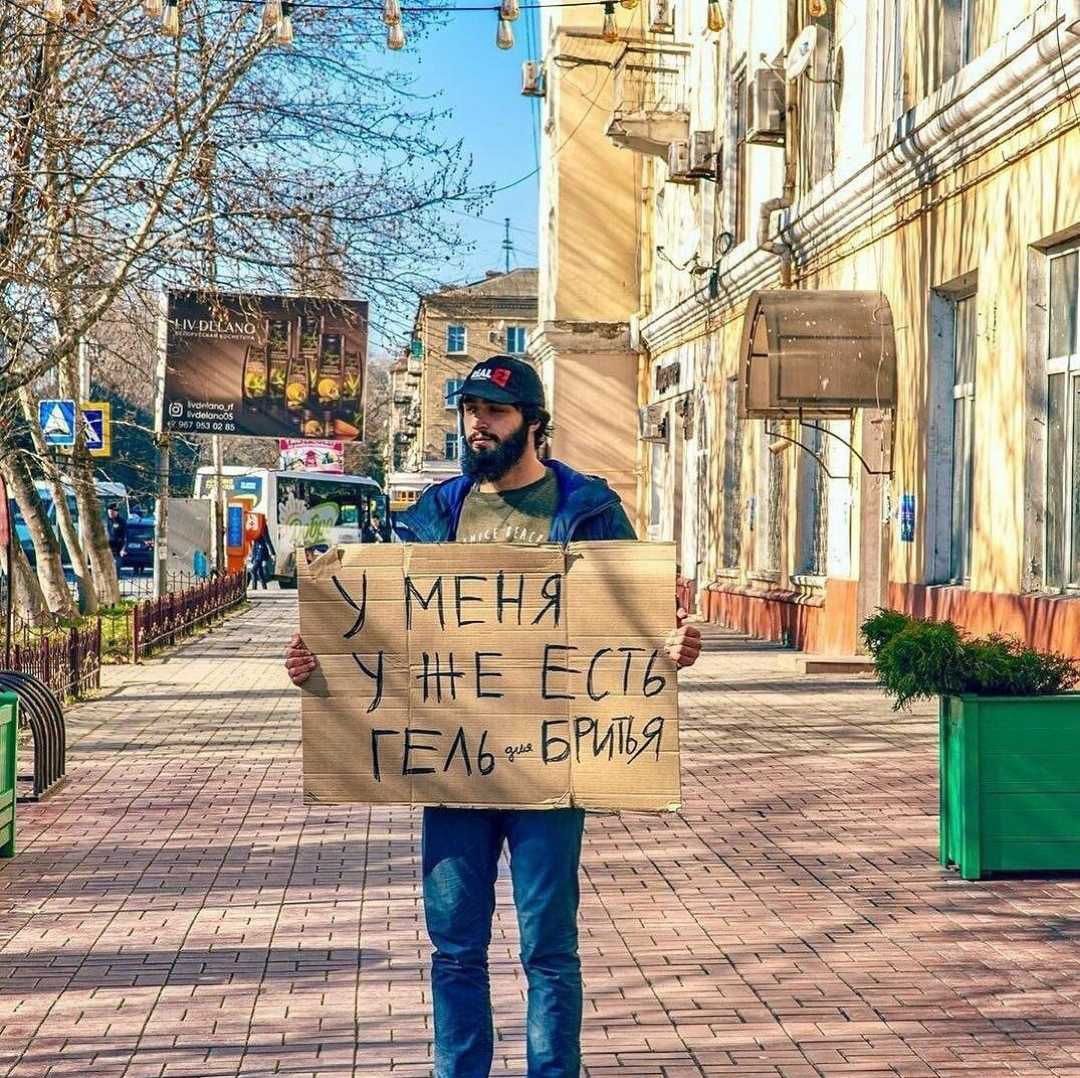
[386,269,538,512]
[532,0,1080,654]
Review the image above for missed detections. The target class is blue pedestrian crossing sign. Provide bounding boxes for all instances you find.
[39,399,76,447]
[80,402,112,458]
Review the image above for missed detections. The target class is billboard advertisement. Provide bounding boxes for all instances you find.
[162,291,368,441]
[278,438,345,474]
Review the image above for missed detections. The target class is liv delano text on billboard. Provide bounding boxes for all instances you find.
[299,542,681,811]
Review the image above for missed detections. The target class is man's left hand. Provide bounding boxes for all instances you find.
[667,608,702,669]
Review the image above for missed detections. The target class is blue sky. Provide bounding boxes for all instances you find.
[403,7,543,286]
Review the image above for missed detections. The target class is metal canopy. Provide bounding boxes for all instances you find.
[739,290,897,419]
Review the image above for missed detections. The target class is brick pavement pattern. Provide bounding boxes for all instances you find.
[4,592,1080,1077]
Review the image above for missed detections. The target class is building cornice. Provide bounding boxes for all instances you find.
[641,0,1080,356]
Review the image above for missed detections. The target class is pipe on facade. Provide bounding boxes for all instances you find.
[757,0,799,286]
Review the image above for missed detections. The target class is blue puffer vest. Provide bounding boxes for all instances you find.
[396,459,636,544]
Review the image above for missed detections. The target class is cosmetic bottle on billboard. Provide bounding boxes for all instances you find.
[300,408,322,438]
[297,314,323,390]
[322,409,337,438]
[343,349,362,401]
[316,333,344,406]
[285,348,311,412]
[266,318,291,402]
[242,345,268,409]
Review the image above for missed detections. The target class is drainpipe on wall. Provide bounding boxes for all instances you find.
[758,0,799,288]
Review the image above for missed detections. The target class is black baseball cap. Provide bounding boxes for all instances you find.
[451,355,545,407]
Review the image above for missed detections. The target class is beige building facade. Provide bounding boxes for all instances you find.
[534,0,1080,653]
[387,270,538,512]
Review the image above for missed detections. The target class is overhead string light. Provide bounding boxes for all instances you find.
[275,1,294,43]
[161,0,180,35]
[496,11,514,48]
[707,0,724,31]
[386,19,405,48]
[142,0,162,16]
[500,0,519,20]
[601,1,618,43]
[43,0,64,22]
[261,0,282,29]
[809,0,828,15]
[619,0,639,9]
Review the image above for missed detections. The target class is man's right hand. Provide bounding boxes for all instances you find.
[285,633,317,686]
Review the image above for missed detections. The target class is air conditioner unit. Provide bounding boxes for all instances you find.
[666,140,695,184]
[649,0,673,34]
[521,61,546,98]
[746,68,785,145]
[687,130,718,179]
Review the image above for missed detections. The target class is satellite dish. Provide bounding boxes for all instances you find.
[785,24,819,82]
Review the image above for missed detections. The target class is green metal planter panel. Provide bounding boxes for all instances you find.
[940,693,1080,879]
[0,693,16,858]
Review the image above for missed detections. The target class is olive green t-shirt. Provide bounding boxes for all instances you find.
[455,468,558,545]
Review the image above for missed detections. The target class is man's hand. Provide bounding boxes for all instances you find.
[285,632,318,686]
[667,608,703,669]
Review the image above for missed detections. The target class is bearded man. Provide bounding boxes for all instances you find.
[285,355,702,1078]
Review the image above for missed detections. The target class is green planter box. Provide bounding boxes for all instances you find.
[0,693,16,858]
[940,693,1080,879]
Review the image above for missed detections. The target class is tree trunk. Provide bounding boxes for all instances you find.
[17,387,100,614]
[1,526,49,627]
[0,453,76,619]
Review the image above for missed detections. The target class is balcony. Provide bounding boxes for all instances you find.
[605,43,690,158]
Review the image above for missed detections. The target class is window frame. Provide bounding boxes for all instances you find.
[505,326,527,354]
[731,65,747,247]
[444,378,464,409]
[444,431,460,461]
[948,291,977,584]
[1043,245,1080,591]
[446,325,467,354]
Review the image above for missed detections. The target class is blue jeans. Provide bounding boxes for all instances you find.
[422,806,585,1078]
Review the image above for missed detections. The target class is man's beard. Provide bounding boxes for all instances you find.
[461,417,530,482]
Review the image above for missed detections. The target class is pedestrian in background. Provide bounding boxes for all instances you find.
[106,503,127,578]
[248,528,276,590]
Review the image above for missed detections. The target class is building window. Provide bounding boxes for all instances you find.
[444,378,464,408]
[444,432,460,461]
[447,325,467,354]
[949,293,977,582]
[721,377,743,569]
[732,69,747,246]
[795,425,828,577]
[1045,248,1080,589]
[506,326,527,354]
[805,9,836,189]
[754,425,783,574]
[940,0,975,84]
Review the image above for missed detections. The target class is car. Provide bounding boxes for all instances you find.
[121,516,154,574]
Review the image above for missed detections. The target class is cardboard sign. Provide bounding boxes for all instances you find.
[299,542,681,812]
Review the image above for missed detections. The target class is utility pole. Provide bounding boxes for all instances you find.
[502,218,513,274]
[153,293,170,600]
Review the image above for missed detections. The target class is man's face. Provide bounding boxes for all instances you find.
[108,508,118,517]
[461,397,531,482]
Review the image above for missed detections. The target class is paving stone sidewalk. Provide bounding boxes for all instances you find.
[4,592,1080,1077]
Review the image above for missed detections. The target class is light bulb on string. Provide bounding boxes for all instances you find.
[619,0,639,9]
[143,0,162,17]
[386,20,405,49]
[382,0,401,26]
[261,0,281,30]
[275,1,294,44]
[707,0,724,31]
[601,1,618,43]
[43,0,64,23]
[161,0,179,35]
[496,14,514,49]
[809,0,827,15]
[500,0,520,21]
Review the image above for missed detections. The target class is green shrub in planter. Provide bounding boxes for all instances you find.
[861,609,1080,879]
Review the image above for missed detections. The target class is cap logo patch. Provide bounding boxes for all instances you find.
[490,368,511,387]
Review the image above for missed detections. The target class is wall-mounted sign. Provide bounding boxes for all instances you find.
[900,493,916,543]
[654,361,681,396]
[163,291,369,442]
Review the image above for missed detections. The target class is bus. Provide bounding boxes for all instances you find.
[192,466,389,584]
